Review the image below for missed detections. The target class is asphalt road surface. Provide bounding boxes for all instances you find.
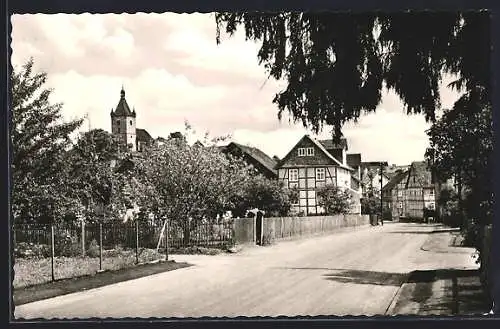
[14,222,477,319]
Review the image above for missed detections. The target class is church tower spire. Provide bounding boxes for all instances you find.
[110,86,137,151]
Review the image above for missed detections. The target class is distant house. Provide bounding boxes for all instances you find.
[193,140,205,148]
[385,165,410,180]
[405,161,436,219]
[360,161,390,197]
[136,128,153,152]
[220,142,278,179]
[381,169,409,220]
[275,135,361,216]
[346,153,362,194]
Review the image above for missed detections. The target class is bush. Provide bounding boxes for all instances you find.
[14,242,51,259]
[317,185,354,215]
[54,233,82,257]
[87,239,100,258]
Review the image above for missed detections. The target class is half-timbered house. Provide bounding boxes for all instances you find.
[275,135,361,215]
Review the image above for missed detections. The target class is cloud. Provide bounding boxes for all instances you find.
[11,13,465,166]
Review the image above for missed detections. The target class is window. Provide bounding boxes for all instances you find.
[116,120,120,125]
[316,168,325,181]
[298,147,314,156]
[117,127,121,133]
[430,189,434,195]
[289,169,299,182]
[397,190,402,197]
[130,120,132,125]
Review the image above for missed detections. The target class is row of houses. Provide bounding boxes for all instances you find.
[109,87,445,219]
[381,162,456,221]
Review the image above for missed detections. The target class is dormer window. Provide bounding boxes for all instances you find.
[298,147,314,157]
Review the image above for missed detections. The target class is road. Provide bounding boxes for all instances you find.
[14,222,477,319]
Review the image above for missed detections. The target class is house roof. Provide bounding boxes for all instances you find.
[347,153,361,168]
[136,128,153,142]
[319,138,348,151]
[112,87,135,117]
[193,140,205,148]
[361,161,389,169]
[168,132,185,140]
[276,135,354,171]
[382,170,408,192]
[406,161,434,188]
[224,142,278,177]
[385,165,409,178]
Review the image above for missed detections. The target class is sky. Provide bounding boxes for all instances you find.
[11,13,463,166]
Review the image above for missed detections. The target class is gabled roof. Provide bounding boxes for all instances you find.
[319,138,348,151]
[406,161,434,188]
[385,165,410,180]
[136,128,153,142]
[382,170,408,192]
[223,142,278,177]
[347,153,361,168]
[277,135,354,171]
[193,140,205,148]
[112,88,135,117]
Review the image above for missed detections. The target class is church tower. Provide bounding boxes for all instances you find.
[110,86,137,151]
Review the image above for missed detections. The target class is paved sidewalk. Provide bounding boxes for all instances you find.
[387,228,491,316]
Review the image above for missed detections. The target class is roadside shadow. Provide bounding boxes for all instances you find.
[322,269,407,286]
[395,268,491,315]
[274,267,406,286]
[387,228,459,235]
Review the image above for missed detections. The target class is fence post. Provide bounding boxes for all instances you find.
[50,224,55,282]
[135,220,139,264]
[164,219,169,261]
[99,222,103,272]
[81,220,86,257]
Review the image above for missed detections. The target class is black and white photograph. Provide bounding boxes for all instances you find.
[8,8,496,320]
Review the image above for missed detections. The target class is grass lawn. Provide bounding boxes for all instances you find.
[14,259,191,306]
[13,248,163,289]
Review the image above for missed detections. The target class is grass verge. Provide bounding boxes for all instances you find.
[13,248,164,288]
[13,259,191,306]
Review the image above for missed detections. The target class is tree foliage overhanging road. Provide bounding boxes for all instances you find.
[215,11,490,138]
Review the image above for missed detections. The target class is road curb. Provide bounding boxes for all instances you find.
[384,274,410,315]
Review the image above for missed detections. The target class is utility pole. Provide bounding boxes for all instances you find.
[380,162,383,226]
[379,161,388,225]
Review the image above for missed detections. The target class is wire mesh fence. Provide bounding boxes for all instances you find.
[12,220,235,288]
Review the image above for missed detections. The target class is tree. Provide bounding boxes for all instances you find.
[317,184,354,215]
[132,135,252,245]
[66,129,124,223]
[230,175,293,217]
[425,90,492,227]
[361,194,380,216]
[11,58,83,223]
[215,12,490,138]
